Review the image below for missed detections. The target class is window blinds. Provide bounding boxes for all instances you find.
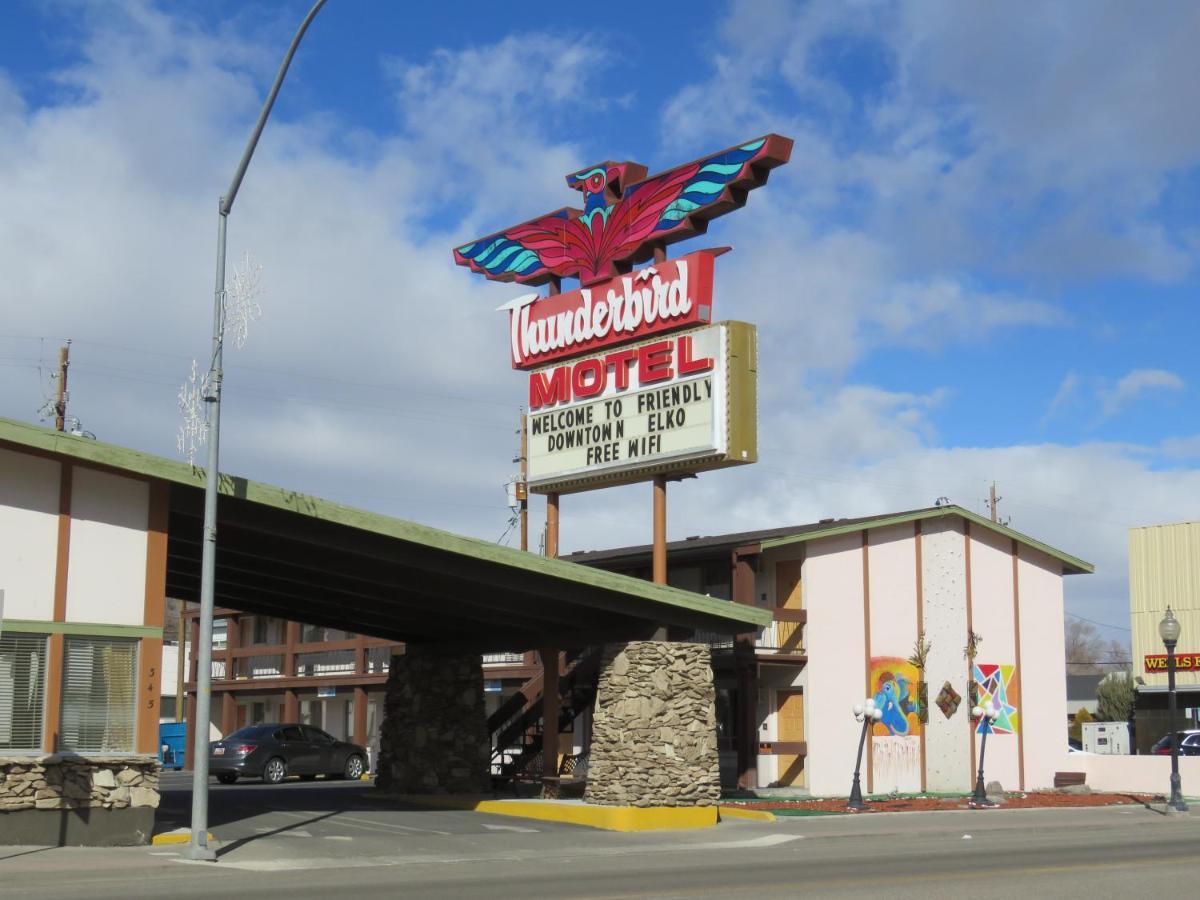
[0,633,47,752]
[60,636,137,752]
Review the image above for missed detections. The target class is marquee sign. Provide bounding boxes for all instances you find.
[526,322,757,494]
[1144,652,1200,673]
[452,132,790,495]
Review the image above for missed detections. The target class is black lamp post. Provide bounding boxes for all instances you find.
[848,699,882,810]
[970,701,1000,808]
[1158,607,1188,813]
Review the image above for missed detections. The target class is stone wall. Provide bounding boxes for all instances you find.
[0,755,160,846]
[585,641,721,807]
[375,647,490,794]
[0,755,160,813]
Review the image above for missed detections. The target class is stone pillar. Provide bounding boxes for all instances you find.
[584,641,720,807]
[375,647,490,794]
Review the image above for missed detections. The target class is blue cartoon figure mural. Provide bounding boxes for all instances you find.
[870,659,922,736]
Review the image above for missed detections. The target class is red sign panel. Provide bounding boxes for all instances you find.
[501,249,716,370]
[1144,653,1200,673]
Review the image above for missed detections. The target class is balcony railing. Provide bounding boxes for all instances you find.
[297,650,355,677]
[366,647,392,674]
[236,654,283,678]
[482,652,525,665]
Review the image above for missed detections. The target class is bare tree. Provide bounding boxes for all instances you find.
[1065,619,1127,675]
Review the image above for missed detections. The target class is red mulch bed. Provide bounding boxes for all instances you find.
[727,791,1160,814]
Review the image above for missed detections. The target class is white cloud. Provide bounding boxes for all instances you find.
[1099,369,1185,420]
[1042,372,1080,426]
[661,0,1200,282]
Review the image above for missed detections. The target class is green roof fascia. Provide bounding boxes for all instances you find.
[0,417,771,631]
[759,505,1094,575]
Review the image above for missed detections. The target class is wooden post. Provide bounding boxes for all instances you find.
[652,475,667,585]
[732,546,760,790]
[176,605,187,723]
[353,685,368,750]
[546,493,559,558]
[541,646,559,795]
[220,691,236,737]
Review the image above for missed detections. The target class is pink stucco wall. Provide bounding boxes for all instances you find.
[804,531,867,796]
[968,524,1021,791]
[1017,546,1070,789]
[867,523,922,793]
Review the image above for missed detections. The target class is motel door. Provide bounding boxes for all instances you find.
[774,560,803,652]
[776,689,805,787]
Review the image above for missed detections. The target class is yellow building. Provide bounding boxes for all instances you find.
[1130,521,1200,752]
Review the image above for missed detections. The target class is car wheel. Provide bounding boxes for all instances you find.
[343,754,365,781]
[216,773,238,785]
[263,757,288,785]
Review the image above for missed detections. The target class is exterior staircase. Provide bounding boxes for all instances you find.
[487,646,602,782]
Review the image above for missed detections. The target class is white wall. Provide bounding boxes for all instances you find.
[65,466,149,626]
[922,518,971,792]
[1019,546,1070,789]
[1077,753,1200,795]
[0,447,61,622]
[969,525,1021,791]
[803,531,867,795]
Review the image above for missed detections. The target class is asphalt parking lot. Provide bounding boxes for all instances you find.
[155,770,580,851]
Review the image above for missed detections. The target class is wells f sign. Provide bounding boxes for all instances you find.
[500,250,716,370]
[1145,653,1200,672]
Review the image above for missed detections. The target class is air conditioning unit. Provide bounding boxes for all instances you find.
[1082,721,1130,755]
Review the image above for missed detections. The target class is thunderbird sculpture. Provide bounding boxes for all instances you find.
[453,134,792,287]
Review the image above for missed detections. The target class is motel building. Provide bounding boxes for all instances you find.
[569,508,1093,794]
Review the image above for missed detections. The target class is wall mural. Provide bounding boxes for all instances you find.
[869,657,923,737]
[972,663,1019,735]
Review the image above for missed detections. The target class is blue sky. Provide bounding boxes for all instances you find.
[3,0,1199,649]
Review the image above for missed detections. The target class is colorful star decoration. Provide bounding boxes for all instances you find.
[972,663,1020,734]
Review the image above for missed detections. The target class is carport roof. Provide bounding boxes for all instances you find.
[0,417,770,649]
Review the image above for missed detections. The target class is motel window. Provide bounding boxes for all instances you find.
[59,637,137,753]
[0,633,48,753]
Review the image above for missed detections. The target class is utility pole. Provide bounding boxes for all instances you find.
[988,482,1000,523]
[53,341,71,432]
[518,411,529,551]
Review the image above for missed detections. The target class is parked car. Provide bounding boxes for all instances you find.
[1150,730,1200,757]
[209,723,368,785]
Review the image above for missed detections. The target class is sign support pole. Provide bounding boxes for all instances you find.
[653,475,667,585]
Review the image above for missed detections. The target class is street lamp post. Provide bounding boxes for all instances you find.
[848,699,883,810]
[970,701,1000,808]
[188,0,329,862]
[1158,607,1188,813]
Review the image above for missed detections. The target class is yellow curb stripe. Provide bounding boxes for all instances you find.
[718,805,777,823]
[151,830,213,845]
[474,800,719,832]
[391,795,718,831]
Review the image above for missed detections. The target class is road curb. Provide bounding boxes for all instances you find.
[151,828,215,846]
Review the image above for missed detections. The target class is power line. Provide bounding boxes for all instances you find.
[1066,611,1131,632]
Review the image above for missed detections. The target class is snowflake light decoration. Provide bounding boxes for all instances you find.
[225,251,264,350]
[177,359,209,467]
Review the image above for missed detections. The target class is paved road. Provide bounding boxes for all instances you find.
[3,780,1198,899]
